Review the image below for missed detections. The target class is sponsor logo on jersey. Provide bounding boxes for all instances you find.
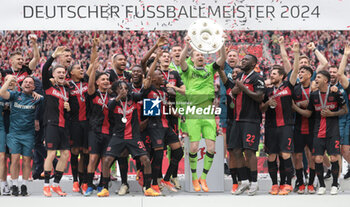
[13,102,35,109]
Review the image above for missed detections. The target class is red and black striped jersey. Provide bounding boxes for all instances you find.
[224,71,265,123]
[68,75,89,122]
[293,83,314,134]
[108,93,142,139]
[307,89,345,138]
[87,90,110,135]
[264,81,294,128]
[42,56,70,128]
[142,85,169,128]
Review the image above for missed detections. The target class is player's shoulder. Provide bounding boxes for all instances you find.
[309,90,319,97]
[293,83,302,89]
[170,69,180,75]
[22,65,31,72]
[124,70,132,77]
[106,69,116,76]
[331,89,343,97]
[2,68,11,74]
[251,71,264,79]
[10,90,21,98]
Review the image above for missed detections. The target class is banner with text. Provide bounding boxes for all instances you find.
[0,0,349,30]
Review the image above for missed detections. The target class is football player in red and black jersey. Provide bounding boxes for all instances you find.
[107,54,132,83]
[67,62,90,193]
[292,65,317,194]
[97,80,160,197]
[2,35,39,88]
[293,70,347,195]
[261,42,300,195]
[142,50,184,194]
[84,59,112,196]
[223,54,265,195]
[42,47,71,197]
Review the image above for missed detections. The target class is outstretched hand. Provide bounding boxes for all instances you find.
[52,46,66,59]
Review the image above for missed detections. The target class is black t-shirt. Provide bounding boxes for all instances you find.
[264,81,295,128]
[107,69,132,83]
[68,74,89,122]
[293,83,314,134]
[225,71,265,123]
[307,89,345,138]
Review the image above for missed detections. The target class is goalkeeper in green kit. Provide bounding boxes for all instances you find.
[179,35,226,192]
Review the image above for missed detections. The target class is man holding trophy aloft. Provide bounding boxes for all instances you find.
[179,21,226,192]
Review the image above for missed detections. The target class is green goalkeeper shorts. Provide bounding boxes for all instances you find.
[187,117,217,142]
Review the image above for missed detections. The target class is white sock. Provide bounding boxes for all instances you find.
[52,182,59,187]
[1,181,6,188]
[22,180,28,186]
[12,179,18,187]
[44,183,50,187]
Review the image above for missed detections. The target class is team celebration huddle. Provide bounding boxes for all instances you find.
[0,29,350,198]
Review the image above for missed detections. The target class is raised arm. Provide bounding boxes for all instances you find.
[28,36,40,71]
[88,59,99,95]
[144,50,161,89]
[289,42,300,86]
[337,43,350,89]
[179,36,190,72]
[42,46,66,89]
[0,75,15,100]
[215,35,227,67]
[278,36,292,74]
[88,34,100,77]
[141,36,167,73]
[307,42,329,72]
[218,65,228,84]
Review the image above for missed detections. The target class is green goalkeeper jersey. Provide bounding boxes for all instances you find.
[184,62,219,106]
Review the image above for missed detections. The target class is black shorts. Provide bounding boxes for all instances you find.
[88,131,111,155]
[148,127,179,149]
[141,130,152,153]
[70,121,89,149]
[168,116,179,136]
[228,121,260,151]
[44,124,70,150]
[293,129,313,153]
[105,136,148,158]
[312,136,340,156]
[226,119,234,146]
[265,125,294,154]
